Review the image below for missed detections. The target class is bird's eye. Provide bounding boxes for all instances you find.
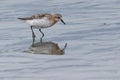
[57,17,60,19]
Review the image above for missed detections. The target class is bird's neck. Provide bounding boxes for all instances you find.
[50,17,58,26]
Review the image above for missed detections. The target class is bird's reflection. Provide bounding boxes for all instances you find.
[26,36,67,55]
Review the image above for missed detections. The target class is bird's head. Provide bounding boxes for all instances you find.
[53,14,66,24]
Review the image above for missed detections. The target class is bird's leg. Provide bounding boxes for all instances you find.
[39,29,44,37]
[31,26,36,46]
[39,29,44,43]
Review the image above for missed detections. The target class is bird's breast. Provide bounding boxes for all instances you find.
[25,18,52,29]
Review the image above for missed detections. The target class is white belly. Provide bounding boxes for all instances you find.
[25,18,51,29]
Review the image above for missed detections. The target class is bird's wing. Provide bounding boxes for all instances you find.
[18,13,51,20]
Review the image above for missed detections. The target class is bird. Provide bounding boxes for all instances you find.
[18,13,66,43]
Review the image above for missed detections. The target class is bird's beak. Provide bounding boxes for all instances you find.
[60,18,66,24]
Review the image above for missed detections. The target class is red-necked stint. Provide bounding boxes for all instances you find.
[18,13,65,43]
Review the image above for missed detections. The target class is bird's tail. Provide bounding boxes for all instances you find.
[17,18,26,20]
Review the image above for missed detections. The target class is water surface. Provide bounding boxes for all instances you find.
[0,0,120,80]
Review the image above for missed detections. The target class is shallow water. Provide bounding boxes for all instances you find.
[0,0,120,80]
